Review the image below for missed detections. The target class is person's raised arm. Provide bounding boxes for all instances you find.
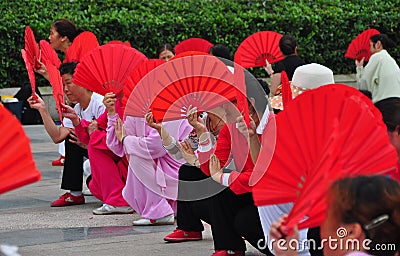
[103,92,116,116]
[27,93,70,143]
[270,74,282,95]
[269,215,299,256]
[34,60,50,81]
[186,105,212,153]
[265,59,282,94]
[355,57,365,87]
[145,111,173,146]
[236,115,261,164]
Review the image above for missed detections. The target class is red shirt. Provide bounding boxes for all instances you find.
[198,123,257,194]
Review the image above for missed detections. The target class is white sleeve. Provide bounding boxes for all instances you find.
[256,109,270,134]
[197,132,215,152]
[258,203,311,256]
[221,173,230,186]
[163,136,183,160]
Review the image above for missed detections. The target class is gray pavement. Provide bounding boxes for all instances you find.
[0,125,262,256]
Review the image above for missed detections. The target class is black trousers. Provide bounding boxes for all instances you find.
[61,136,88,191]
[308,227,323,256]
[177,164,272,254]
[234,203,273,255]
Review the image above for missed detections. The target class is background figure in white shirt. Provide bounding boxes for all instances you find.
[28,62,105,207]
[356,33,400,103]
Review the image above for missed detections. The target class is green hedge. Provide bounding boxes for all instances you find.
[1,0,399,88]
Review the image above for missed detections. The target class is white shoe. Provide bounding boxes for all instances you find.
[132,214,175,226]
[0,244,20,256]
[82,175,92,196]
[93,204,134,215]
[82,188,92,196]
[83,159,91,177]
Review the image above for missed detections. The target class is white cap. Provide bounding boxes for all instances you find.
[291,63,334,89]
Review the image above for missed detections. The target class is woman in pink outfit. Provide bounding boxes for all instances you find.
[74,96,132,215]
[105,93,192,225]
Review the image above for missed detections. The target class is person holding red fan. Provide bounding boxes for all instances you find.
[28,62,105,207]
[265,35,306,95]
[355,34,400,103]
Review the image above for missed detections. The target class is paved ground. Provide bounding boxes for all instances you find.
[0,125,263,256]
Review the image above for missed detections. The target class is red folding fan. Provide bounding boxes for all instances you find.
[39,40,61,68]
[234,62,250,126]
[21,49,36,99]
[125,55,236,121]
[171,51,210,60]
[72,43,147,96]
[64,31,99,63]
[281,71,292,108]
[252,84,398,232]
[345,28,380,62]
[45,62,65,124]
[124,52,209,118]
[107,40,132,47]
[174,38,214,55]
[0,103,41,194]
[24,26,41,69]
[121,59,166,108]
[150,55,236,122]
[234,31,284,68]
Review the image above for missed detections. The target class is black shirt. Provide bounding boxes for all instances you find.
[272,55,306,80]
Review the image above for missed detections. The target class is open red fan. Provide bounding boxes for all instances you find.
[107,40,132,47]
[40,40,61,68]
[252,84,398,232]
[174,38,214,55]
[73,43,147,96]
[0,103,41,194]
[234,31,284,68]
[121,59,166,108]
[150,55,236,122]
[21,49,36,98]
[45,62,65,124]
[171,51,210,61]
[124,52,208,118]
[125,55,236,121]
[64,31,99,63]
[345,28,380,61]
[24,26,41,69]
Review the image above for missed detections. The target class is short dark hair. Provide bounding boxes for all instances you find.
[156,43,175,58]
[209,44,231,60]
[370,34,396,50]
[375,97,400,133]
[279,35,297,55]
[59,62,78,76]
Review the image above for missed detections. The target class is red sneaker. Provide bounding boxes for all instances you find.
[164,229,202,242]
[51,193,85,207]
[52,156,65,166]
[212,250,245,256]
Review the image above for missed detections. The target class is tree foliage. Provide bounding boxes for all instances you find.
[1,0,399,88]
